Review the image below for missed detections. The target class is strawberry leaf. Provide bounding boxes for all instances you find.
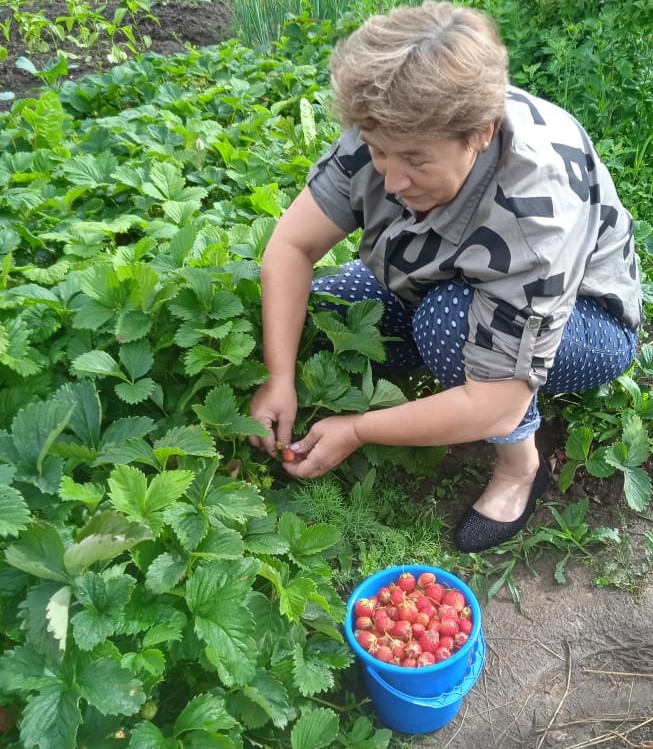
[0,318,43,376]
[369,378,409,408]
[195,524,245,559]
[164,503,208,550]
[45,586,71,653]
[153,425,216,461]
[115,377,156,404]
[186,559,259,687]
[115,310,152,342]
[119,340,154,380]
[61,152,118,187]
[12,398,74,475]
[565,426,593,462]
[0,484,31,537]
[277,513,340,563]
[63,511,151,575]
[58,476,105,510]
[126,722,174,749]
[77,657,144,715]
[108,465,194,537]
[54,380,102,448]
[292,643,335,697]
[71,571,134,650]
[557,459,579,492]
[145,552,188,594]
[5,522,68,582]
[21,682,81,749]
[290,708,339,749]
[205,478,267,523]
[20,583,65,661]
[193,385,269,439]
[72,351,125,379]
[235,670,290,729]
[173,693,238,735]
[621,414,649,466]
[584,447,615,478]
[622,466,651,511]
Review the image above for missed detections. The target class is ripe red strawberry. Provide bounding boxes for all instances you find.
[355,616,373,630]
[438,617,459,638]
[439,635,454,651]
[418,600,437,618]
[426,583,445,603]
[356,630,377,651]
[417,651,436,667]
[397,572,417,592]
[458,616,473,636]
[453,632,469,649]
[417,571,436,589]
[411,622,426,638]
[398,600,419,623]
[282,447,296,462]
[426,617,441,633]
[404,639,423,659]
[439,604,458,621]
[385,605,399,620]
[408,591,428,610]
[402,657,418,668]
[391,620,412,641]
[354,598,376,618]
[377,586,392,605]
[418,630,440,654]
[391,640,406,659]
[374,610,394,633]
[390,587,406,606]
[441,589,466,613]
[414,611,430,627]
[434,646,451,663]
[376,645,393,662]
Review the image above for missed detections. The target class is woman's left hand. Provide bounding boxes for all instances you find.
[282,414,364,478]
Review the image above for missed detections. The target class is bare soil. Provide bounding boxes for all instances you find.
[2,5,653,746]
[0,0,233,109]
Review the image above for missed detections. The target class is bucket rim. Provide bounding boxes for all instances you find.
[345,564,482,676]
[365,630,486,709]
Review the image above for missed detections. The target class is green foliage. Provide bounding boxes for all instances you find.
[559,346,653,511]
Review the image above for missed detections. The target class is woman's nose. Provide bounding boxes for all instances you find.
[383,164,411,194]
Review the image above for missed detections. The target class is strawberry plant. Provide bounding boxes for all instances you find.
[0,14,398,749]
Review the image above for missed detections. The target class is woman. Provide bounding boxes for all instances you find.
[249,1,641,552]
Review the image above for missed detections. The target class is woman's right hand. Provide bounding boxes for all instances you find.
[248,375,298,457]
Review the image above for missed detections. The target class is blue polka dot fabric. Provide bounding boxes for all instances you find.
[311,260,638,443]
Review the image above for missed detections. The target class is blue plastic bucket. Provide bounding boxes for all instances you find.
[363,633,485,734]
[344,565,485,733]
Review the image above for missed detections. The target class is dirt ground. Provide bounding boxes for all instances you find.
[424,427,653,749]
[428,559,653,749]
[2,5,653,746]
[0,0,233,108]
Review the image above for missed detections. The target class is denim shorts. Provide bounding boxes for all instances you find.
[311,260,638,443]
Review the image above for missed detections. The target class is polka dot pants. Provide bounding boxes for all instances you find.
[311,260,638,443]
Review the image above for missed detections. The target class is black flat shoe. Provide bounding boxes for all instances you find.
[455,454,551,553]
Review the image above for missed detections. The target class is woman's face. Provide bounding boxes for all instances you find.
[360,129,486,213]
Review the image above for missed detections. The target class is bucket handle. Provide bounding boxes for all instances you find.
[365,632,486,710]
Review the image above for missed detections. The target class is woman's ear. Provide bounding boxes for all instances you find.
[471,123,496,153]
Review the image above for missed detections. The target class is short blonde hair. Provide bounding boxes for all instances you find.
[330,1,508,140]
